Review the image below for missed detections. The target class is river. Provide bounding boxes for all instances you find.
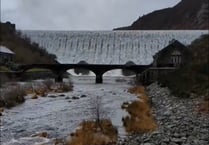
[0,76,137,145]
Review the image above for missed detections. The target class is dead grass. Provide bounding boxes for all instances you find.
[123,86,157,133]
[197,100,209,114]
[26,81,73,97]
[0,85,26,108]
[42,79,54,90]
[67,119,117,145]
[128,86,146,95]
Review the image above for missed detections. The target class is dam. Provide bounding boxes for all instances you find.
[22,30,208,65]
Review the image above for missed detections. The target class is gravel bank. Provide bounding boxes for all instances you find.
[118,83,209,145]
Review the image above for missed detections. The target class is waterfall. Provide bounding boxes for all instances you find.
[22,30,208,65]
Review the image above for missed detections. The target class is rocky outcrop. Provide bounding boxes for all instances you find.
[115,0,209,30]
[118,83,209,145]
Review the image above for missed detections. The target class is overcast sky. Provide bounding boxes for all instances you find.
[1,0,180,30]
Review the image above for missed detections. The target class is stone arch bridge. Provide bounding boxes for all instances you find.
[17,64,151,83]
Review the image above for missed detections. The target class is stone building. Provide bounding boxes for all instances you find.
[152,39,190,67]
[0,46,15,65]
[140,40,190,84]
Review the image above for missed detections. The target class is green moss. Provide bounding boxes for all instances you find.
[26,68,51,72]
[0,66,11,72]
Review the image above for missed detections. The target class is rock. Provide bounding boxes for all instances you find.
[54,138,64,145]
[0,112,2,116]
[68,100,72,103]
[40,92,47,97]
[162,138,170,143]
[121,102,129,109]
[142,143,154,145]
[171,138,183,143]
[59,94,65,97]
[65,96,70,100]
[72,96,79,100]
[163,110,171,116]
[48,95,57,98]
[31,132,49,138]
[31,94,38,99]
[55,89,64,93]
[80,95,87,98]
[173,133,181,138]
[117,82,209,145]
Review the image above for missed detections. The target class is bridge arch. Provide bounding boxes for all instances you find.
[17,64,151,83]
[66,68,96,76]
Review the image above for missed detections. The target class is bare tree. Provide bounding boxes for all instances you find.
[90,96,108,131]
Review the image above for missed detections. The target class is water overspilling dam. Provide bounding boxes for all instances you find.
[22,30,208,65]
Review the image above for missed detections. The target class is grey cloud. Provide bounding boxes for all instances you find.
[1,0,180,30]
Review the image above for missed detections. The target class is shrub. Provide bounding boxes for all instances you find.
[67,120,118,145]
[123,86,157,133]
[0,85,26,108]
[0,74,10,87]
[56,81,73,92]
[42,79,54,90]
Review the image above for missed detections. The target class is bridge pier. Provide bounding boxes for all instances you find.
[18,64,151,84]
[96,75,103,84]
[54,70,65,83]
[55,74,63,82]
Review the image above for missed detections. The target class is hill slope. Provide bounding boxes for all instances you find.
[0,22,57,64]
[115,0,209,30]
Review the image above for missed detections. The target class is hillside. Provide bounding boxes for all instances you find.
[0,22,57,64]
[115,0,209,30]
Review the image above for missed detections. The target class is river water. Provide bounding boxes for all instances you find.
[0,76,137,145]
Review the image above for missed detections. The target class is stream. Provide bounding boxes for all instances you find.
[0,76,137,145]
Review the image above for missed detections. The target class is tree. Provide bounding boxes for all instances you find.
[90,96,108,131]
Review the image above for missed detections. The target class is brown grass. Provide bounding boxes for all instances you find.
[67,119,117,145]
[123,86,157,133]
[0,107,4,113]
[197,100,209,114]
[128,86,146,95]
[26,81,73,97]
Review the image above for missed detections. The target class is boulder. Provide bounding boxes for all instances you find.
[31,94,38,99]
[48,95,57,98]
[31,132,49,138]
[72,96,79,100]
[80,95,87,98]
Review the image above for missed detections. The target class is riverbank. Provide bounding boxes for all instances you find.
[0,76,136,145]
[118,83,209,145]
[0,79,73,108]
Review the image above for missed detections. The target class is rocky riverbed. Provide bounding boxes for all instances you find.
[118,83,209,145]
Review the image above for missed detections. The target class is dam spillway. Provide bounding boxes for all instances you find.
[22,30,208,65]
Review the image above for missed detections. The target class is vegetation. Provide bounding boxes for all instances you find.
[0,79,73,108]
[89,96,108,130]
[67,120,117,145]
[0,66,11,72]
[158,35,209,98]
[122,86,157,133]
[67,96,117,145]
[26,68,52,72]
[0,85,26,108]
[115,0,208,30]
[26,79,73,96]
[0,22,57,64]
